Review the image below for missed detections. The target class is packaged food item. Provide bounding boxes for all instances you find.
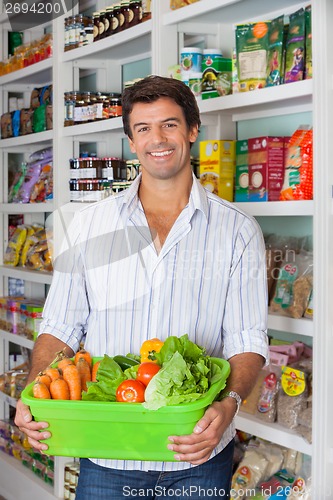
[201,50,232,99]
[199,140,236,201]
[248,136,285,202]
[4,225,28,266]
[266,15,285,86]
[170,0,199,9]
[180,47,203,83]
[284,8,305,83]
[280,127,313,201]
[235,140,248,202]
[276,365,308,430]
[269,250,312,318]
[1,112,13,139]
[29,163,53,202]
[235,22,270,92]
[15,160,44,203]
[257,368,280,422]
[20,108,34,135]
[304,6,312,79]
[8,163,27,203]
[32,105,47,133]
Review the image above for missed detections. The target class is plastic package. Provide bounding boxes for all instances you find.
[3,225,28,266]
[257,367,280,422]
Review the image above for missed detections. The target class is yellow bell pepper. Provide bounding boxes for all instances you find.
[140,338,164,363]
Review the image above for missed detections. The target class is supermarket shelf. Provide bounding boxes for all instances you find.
[233,200,314,216]
[0,58,52,86]
[0,452,57,500]
[0,266,53,285]
[0,203,54,213]
[235,412,312,456]
[163,0,306,25]
[0,130,53,150]
[62,116,123,137]
[0,391,17,408]
[0,329,34,349]
[268,314,313,337]
[62,20,152,62]
[199,80,312,120]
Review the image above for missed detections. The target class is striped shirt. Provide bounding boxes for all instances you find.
[40,173,268,472]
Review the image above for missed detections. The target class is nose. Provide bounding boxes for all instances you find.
[151,125,167,145]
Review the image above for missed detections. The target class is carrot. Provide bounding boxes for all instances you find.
[44,367,62,382]
[74,349,92,368]
[76,357,91,392]
[50,378,70,400]
[91,360,101,382]
[57,357,74,371]
[33,381,51,399]
[62,364,82,400]
[35,372,52,388]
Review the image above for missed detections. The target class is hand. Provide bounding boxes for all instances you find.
[167,398,237,465]
[14,399,51,452]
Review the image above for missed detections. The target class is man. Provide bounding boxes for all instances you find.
[15,75,268,499]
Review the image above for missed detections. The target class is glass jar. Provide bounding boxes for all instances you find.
[93,12,100,42]
[104,6,114,38]
[142,0,151,21]
[112,4,121,34]
[75,14,83,48]
[82,92,92,122]
[129,0,142,27]
[98,10,106,39]
[73,92,85,124]
[108,93,122,117]
[121,0,131,30]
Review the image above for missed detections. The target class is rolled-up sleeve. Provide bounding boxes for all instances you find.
[222,216,269,363]
[39,212,90,353]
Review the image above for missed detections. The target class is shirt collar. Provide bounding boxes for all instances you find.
[120,172,209,221]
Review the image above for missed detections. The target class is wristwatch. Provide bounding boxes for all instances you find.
[221,390,242,416]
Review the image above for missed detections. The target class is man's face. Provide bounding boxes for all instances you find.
[127,97,198,181]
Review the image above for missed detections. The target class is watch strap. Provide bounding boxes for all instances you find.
[221,390,242,416]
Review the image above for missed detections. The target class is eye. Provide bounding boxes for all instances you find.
[138,126,149,133]
[164,123,177,128]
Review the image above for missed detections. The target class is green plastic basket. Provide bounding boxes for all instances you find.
[21,357,230,461]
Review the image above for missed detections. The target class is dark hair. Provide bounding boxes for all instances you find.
[121,75,201,139]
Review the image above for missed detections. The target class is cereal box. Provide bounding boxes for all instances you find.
[199,140,235,201]
[248,136,285,201]
[235,140,249,202]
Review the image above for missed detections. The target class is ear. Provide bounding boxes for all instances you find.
[128,136,136,154]
[189,125,199,144]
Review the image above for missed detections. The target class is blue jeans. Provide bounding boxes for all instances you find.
[75,439,234,499]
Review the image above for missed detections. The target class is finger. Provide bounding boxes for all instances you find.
[172,447,212,464]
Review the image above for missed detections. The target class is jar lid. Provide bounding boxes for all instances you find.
[203,48,223,56]
[181,47,203,54]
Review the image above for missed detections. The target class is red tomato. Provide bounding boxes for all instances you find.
[136,362,161,387]
[116,379,146,403]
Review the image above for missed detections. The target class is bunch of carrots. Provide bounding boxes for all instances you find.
[32,349,100,400]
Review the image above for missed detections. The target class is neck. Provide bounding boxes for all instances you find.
[139,169,193,214]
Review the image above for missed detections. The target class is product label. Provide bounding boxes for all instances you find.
[281,366,306,396]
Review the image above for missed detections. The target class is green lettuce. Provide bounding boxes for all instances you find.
[143,334,224,410]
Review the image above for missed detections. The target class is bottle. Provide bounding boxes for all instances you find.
[93,12,100,42]
[75,14,83,48]
[64,18,69,51]
[68,16,76,50]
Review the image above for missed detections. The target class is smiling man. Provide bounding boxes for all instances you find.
[15,76,268,499]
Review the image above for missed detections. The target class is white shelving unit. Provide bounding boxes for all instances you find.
[1,0,333,497]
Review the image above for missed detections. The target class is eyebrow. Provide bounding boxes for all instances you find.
[133,117,181,130]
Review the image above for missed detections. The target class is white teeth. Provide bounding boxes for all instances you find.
[150,150,173,157]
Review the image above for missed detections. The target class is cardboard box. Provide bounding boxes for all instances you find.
[235,140,249,202]
[199,140,235,201]
[248,136,285,201]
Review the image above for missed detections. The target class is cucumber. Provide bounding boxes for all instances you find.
[113,355,140,371]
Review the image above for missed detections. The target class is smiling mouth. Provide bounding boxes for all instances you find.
[149,149,174,158]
